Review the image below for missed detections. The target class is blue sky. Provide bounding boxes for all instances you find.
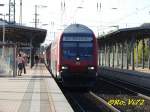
[1,0,150,44]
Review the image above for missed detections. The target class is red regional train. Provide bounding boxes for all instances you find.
[46,24,98,87]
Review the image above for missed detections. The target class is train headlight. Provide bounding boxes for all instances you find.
[61,66,68,70]
[76,57,80,61]
[88,66,95,70]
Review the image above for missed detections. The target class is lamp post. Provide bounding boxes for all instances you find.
[0,3,9,57]
[0,13,9,58]
[34,5,47,28]
[2,15,5,46]
[97,3,118,35]
[0,4,5,6]
[0,4,5,44]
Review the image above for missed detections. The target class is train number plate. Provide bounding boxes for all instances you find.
[76,62,80,65]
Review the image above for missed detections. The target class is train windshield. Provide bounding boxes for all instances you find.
[62,42,93,60]
[78,43,93,60]
[62,42,77,59]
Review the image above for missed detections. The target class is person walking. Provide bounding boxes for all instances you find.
[35,55,39,67]
[22,56,26,74]
[16,54,24,76]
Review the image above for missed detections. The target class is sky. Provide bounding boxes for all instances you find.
[1,0,150,45]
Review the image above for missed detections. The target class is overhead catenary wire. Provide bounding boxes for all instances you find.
[109,3,150,25]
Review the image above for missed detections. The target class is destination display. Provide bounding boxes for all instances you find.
[62,43,77,47]
[79,43,93,47]
[63,36,93,41]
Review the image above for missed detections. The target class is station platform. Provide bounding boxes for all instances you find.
[132,67,150,74]
[0,64,74,112]
[98,66,150,89]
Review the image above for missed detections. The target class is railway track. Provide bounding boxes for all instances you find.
[62,78,150,111]
[65,91,100,112]
[64,90,120,112]
[92,77,150,112]
[99,76,150,96]
[56,73,150,111]
[65,89,150,112]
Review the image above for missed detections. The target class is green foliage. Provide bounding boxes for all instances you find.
[134,40,149,64]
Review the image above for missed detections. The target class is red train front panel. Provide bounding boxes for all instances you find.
[60,39,97,85]
[51,24,98,87]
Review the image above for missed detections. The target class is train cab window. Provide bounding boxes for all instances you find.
[62,42,77,59]
[78,43,93,60]
[62,42,93,60]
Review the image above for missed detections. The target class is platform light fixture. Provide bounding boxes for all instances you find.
[0,4,5,6]
[34,5,48,28]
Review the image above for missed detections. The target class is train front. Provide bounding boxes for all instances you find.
[59,24,98,87]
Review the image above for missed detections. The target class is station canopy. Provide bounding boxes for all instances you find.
[97,23,150,44]
[0,22,47,47]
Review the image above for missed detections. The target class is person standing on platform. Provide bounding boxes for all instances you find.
[35,55,39,67]
[22,55,26,74]
[16,54,24,76]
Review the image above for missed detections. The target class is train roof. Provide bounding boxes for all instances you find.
[63,24,94,34]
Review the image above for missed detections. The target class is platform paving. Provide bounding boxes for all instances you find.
[134,67,150,74]
[0,64,73,112]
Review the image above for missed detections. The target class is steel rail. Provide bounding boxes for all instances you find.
[89,91,121,112]
[99,77,150,101]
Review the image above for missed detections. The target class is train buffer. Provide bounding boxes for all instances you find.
[0,63,73,112]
